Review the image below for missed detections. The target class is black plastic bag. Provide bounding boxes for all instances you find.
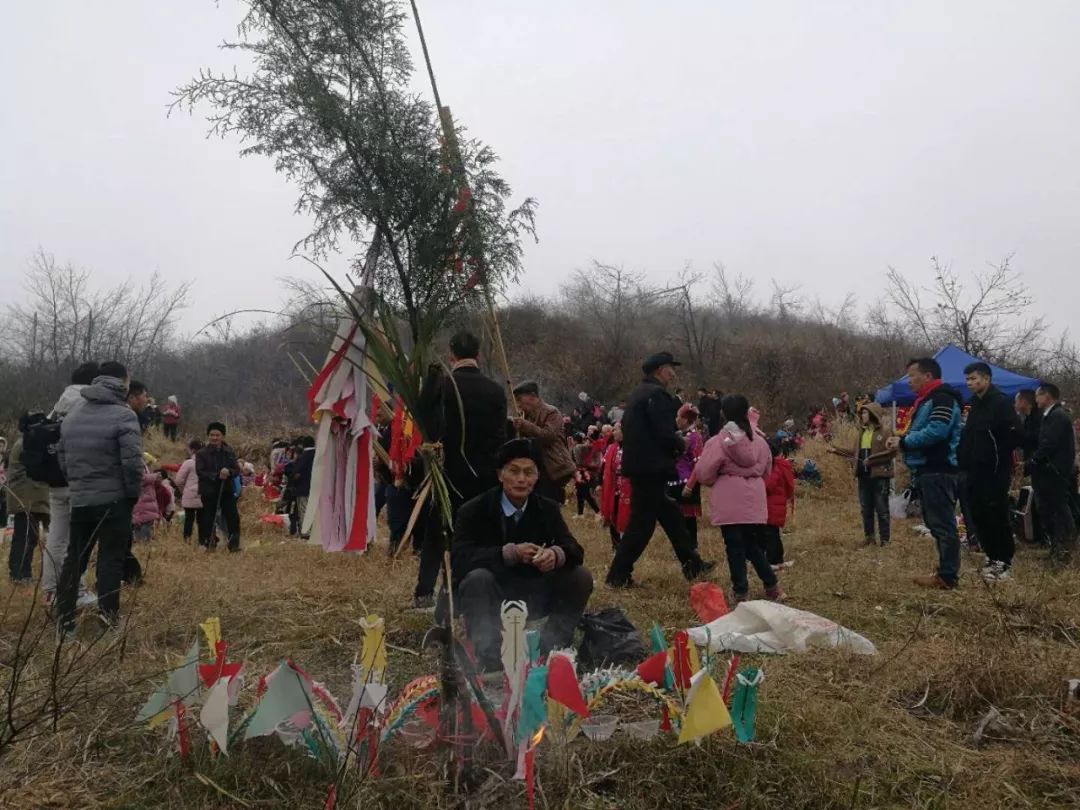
[577,607,646,669]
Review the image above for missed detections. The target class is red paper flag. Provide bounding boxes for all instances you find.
[672,631,694,690]
[636,651,668,686]
[197,641,243,688]
[547,654,589,717]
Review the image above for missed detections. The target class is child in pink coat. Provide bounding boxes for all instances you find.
[694,394,786,603]
[132,456,162,542]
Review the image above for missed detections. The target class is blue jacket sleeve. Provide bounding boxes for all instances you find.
[901,400,956,450]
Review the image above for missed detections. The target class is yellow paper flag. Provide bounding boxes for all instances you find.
[200,617,221,653]
[688,640,702,676]
[358,615,387,676]
[678,671,732,744]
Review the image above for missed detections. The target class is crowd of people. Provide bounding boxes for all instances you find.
[1,362,248,640]
[3,339,1077,661]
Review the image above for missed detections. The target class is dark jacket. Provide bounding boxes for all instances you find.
[289,448,316,497]
[419,363,507,504]
[195,442,241,500]
[621,377,684,479]
[451,486,585,583]
[58,376,144,508]
[899,384,963,474]
[957,384,1022,481]
[1031,403,1077,488]
[1020,409,1042,462]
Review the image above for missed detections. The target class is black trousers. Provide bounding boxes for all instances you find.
[57,500,130,631]
[182,507,201,540]
[857,476,891,544]
[762,525,784,566]
[8,512,49,582]
[536,474,569,505]
[575,482,599,515]
[416,501,450,599]
[197,489,241,550]
[458,566,594,668]
[1034,479,1077,559]
[968,472,1014,566]
[606,476,704,585]
[163,423,179,442]
[722,524,777,596]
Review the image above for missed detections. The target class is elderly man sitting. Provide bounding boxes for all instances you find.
[452,439,594,672]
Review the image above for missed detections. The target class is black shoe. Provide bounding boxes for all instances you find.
[604,575,639,589]
[683,559,717,581]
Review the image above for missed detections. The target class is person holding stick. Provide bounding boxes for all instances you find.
[195,422,241,552]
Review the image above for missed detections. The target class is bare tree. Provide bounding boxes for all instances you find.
[711,262,756,319]
[5,249,191,375]
[769,280,803,321]
[881,255,1045,364]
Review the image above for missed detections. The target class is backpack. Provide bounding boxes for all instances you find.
[19,411,67,487]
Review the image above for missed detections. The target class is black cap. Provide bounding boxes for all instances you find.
[496,438,541,468]
[512,380,540,397]
[206,421,227,435]
[642,352,682,375]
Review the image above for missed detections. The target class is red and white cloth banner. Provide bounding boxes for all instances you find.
[304,318,377,553]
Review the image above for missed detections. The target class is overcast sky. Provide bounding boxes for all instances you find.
[2,1,1078,338]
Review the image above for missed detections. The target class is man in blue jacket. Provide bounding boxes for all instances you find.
[886,357,964,588]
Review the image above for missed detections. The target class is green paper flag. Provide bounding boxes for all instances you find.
[517,665,548,743]
[730,667,763,743]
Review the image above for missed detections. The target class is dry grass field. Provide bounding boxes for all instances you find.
[1,429,1078,809]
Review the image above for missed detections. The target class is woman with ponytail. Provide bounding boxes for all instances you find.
[694,394,786,603]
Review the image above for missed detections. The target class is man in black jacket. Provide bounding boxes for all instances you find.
[195,422,242,551]
[1015,389,1044,544]
[414,331,508,608]
[1027,383,1077,562]
[957,362,1022,579]
[453,439,593,671]
[287,436,316,540]
[606,352,714,587]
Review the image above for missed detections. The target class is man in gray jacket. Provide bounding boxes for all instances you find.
[56,361,144,637]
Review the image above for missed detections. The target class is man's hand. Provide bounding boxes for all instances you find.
[219,468,231,480]
[531,547,557,572]
[885,437,901,451]
[512,417,528,433]
[681,486,693,499]
[515,542,541,562]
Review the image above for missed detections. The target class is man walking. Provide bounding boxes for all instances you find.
[195,422,242,552]
[512,380,575,503]
[957,362,1022,580]
[56,361,143,637]
[886,358,964,589]
[606,352,714,588]
[414,331,507,608]
[1027,383,1076,563]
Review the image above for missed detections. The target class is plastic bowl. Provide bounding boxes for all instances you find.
[621,718,660,740]
[581,714,618,741]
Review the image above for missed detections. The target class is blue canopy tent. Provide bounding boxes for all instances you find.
[875,344,1041,406]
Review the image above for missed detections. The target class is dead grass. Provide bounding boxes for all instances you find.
[1,431,1079,809]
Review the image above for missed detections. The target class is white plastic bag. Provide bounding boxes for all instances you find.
[889,489,910,519]
[687,601,877,656]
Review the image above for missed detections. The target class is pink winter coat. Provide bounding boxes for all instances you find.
[694,426,773,526]
[174,458,203,509]
[132,468,162,526]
